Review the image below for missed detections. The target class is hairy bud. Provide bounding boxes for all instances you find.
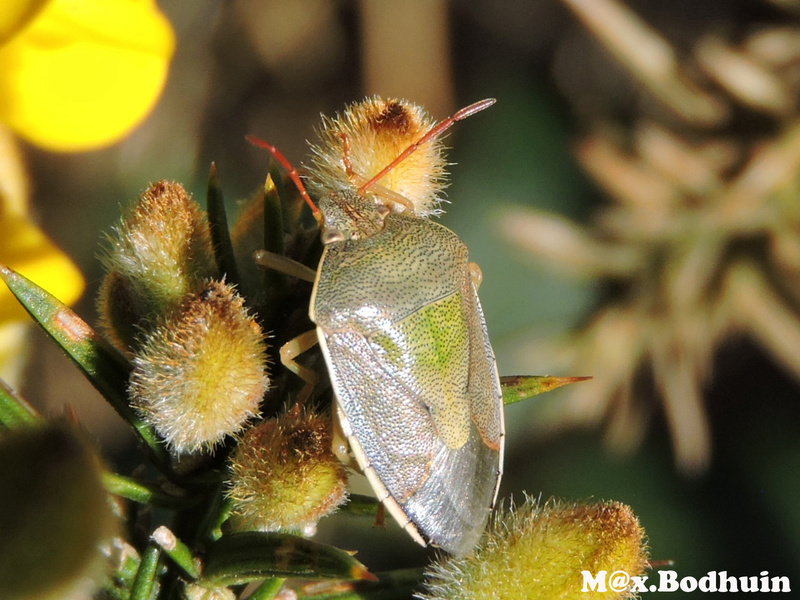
[129,280,268,455]
[419,497,649,600]
[227,406,348,535]
[98,181,216,351]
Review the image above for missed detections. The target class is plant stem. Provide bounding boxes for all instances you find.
[103,471,194,509]
[130,543,162,600]
[249,578,287,600]
[152,525,201,580]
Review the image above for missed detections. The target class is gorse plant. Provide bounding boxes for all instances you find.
[0,98,648,600]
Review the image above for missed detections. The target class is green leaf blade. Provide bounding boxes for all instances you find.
[202,532,377,586]
[0,379,39,428]
[207,163,240,285]
[0,265,169,465]
[500,375,591,406]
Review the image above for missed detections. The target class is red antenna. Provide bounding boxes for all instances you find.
[246,135,323,223]
[357,98,496,195]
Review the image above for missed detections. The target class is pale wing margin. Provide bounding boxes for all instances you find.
[320,327,499,555]
[466,278,505,503]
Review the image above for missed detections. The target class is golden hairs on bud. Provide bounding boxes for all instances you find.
[419,497,649,600]
[307,96,448,216]
[227,405,348,536]
[98,181,217,351]
[129,280,268,455]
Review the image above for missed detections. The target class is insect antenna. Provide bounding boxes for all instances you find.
[246,135,323,224]
[357,98,496,195]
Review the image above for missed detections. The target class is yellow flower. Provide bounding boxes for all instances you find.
[0,0,175,383]
[0,124,85,383]
[0,0,175,151]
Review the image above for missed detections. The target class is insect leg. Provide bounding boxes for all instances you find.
[253,249,317,282]
[280,329,320,403]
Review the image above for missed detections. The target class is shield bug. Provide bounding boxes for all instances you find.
[248,97,504,556]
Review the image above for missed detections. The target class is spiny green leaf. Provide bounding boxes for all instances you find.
[340,494,381,517]
[0,379,39,428]
[260,170,290,325]
[207,162,240,285]
[293,567,424,600]
[202,532,377,586]
[0,265,169,466]
[500,375,591,406]
[130,543,163,600]
[102,472,196,510]
[151,526,200,580]
[265,166,287,255]
[245,577,285,600]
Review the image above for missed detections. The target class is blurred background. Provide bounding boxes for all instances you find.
[12,0,800,592]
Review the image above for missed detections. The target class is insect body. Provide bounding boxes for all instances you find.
[312,191,503,555]
[250,97,504,556]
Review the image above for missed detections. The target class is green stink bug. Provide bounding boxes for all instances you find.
[249,97,504,556]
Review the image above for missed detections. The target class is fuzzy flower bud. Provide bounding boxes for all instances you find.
[227,406,348,535]
[98,181,217,351]
[307,96,447,216]
[129,280,268,455]
[419,497,649,600]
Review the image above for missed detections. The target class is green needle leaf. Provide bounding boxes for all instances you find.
[103,472,195,509]
[207,162,240,285]
[293,567,424,600]
[130,543,162,600]
[0,378,39,428]
[202,532,377,586]
[340,493,382,517]
[500,375,591,406]
[260,170,289,325]
[152,526,201,580]
[247,577,286,600]
[0,265,169,466]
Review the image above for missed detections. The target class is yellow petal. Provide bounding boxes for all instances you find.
[0,0,50,44]
[0,213,84,322]
[0,122,30,216]
[0,321,30,387]
[0,0,175,151]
